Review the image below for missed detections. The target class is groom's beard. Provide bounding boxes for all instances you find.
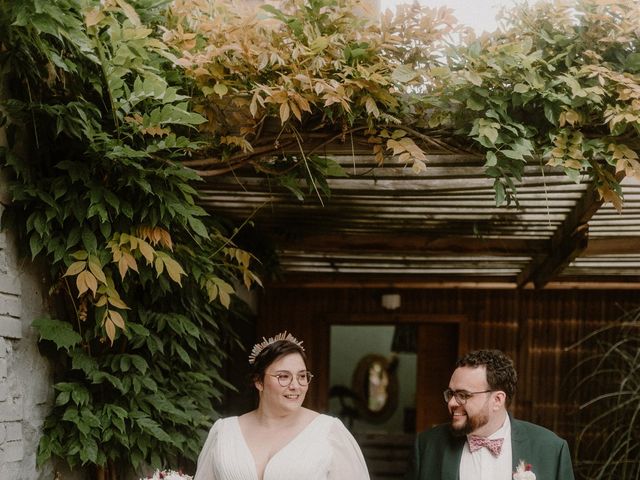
[449,412,489,437]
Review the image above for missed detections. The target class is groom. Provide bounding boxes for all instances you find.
[405,349,574,480]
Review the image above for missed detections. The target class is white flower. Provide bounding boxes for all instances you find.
[139,469,193,480]
[513,460,536,480]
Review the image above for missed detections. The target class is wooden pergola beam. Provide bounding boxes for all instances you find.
[583,236,640,256]
[517,185,603,288]
[273,233,546,256]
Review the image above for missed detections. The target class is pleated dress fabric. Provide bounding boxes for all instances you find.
[194,414,370,480]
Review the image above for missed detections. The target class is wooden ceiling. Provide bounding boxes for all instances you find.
[196,140,640,289]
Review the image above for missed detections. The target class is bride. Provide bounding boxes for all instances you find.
[194,332,370,480]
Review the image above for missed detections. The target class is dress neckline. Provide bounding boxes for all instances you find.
[233,413,325,480]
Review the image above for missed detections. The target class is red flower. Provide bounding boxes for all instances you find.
[525,464,533,471]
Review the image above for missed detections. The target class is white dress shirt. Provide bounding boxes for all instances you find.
[460,414,512,480]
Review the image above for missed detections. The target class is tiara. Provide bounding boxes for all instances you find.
[248,331,304,365]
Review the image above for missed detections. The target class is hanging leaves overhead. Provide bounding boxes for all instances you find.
[165,0,639,207]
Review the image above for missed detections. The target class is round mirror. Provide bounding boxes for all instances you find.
[351,354,398,423]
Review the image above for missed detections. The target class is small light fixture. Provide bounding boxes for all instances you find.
[381,292,401,311]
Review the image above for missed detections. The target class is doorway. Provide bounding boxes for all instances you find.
[329,325,416,434]
[327,315,466,480]
[326,314,467,432]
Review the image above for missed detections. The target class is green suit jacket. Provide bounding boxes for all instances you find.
[405,416,575,480]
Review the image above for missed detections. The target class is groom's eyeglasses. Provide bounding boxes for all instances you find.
[443,388,494,405]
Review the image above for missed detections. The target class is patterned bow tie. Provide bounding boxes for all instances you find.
[468,435,504,456]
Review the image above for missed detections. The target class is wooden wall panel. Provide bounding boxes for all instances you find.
[255,286,640,452]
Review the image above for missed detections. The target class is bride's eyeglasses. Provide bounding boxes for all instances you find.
[266,371,314,387]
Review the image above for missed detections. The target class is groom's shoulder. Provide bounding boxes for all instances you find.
[512,418,566,445]
[416,423,452,443]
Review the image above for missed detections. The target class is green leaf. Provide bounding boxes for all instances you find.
[391,64,418,83]
[213,83,228,97]
[81,228,98,252]
[55,390,71,406]
[494,180,506,206]
[30,234,44,259]
[32,317,82,351]
[71,350,98,375]
[79,436,98,464]
[135,416,172,443]
[187,216,209,238]
[485,151,498,167]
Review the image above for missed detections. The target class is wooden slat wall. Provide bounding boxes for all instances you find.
[256,286,640,449]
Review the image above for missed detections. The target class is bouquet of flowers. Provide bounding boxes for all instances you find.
[513,460,536,480]
[139,469,193,480]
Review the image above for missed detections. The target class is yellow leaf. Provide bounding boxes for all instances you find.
[206,281,218,302]
[108,296,130,310]
[111,247,122,262]
[250,94,259,117]
[64,261,87,277]
[386,139,405,156]
[616,157,640,179]
[158,229,173,250]
[162,256,185,285]
[400,137,427,161]
[76,270,89,296]
[95,295,108,308]
[115,0,141,26]
[239,250,251,267]
[290,101,302,121]
[412,159,427,174]
[84,8,105,27]
[219,289,231,309]
[294,95,311,113]
[104,318,116,345]
[598,184,623,212]
[88,256,107,284]
[365,97,380,118]
[279,102,290,123]
[398,152,412,163]
[609,143,639,160]
[109,310,126,330]
[564,159,583,169]
[155,257,164,275]
[137,240,155,264]
[124,252,138,272]
[257,52,269,71]
[374,144,384,165]
[118,257,128,279]
[78,270,98,296]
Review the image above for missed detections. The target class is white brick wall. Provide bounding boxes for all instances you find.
[1,101,84,480]
[0,201,60,479]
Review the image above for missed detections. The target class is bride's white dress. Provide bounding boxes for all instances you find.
[194,414,370,480]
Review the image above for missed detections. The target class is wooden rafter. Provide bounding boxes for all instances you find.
[583,237,640,256]
[516,185,603,288]
[273,233,547,256]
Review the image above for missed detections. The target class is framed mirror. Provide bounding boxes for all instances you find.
[351,354,399,423]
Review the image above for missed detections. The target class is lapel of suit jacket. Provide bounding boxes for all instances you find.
[442,433,465,480]
[510,415,529,471]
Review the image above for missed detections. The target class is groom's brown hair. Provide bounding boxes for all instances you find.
[456,349,517,406]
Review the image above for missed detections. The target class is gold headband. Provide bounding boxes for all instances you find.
[248,331,304,365]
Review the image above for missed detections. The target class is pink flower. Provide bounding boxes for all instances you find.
[140,469,193,480]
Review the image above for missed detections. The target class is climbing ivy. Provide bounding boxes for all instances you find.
[0,0,259,476]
